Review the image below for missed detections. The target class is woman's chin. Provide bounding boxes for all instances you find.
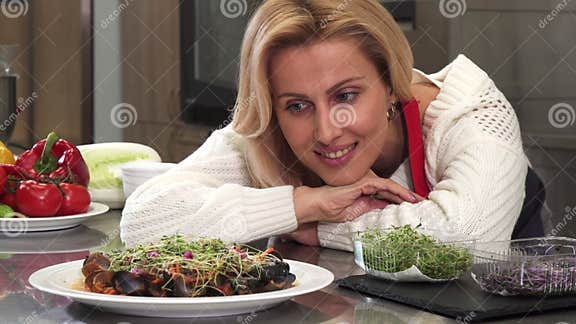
[320,174,361,187]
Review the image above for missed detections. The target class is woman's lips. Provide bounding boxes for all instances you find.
[314,142,358,167]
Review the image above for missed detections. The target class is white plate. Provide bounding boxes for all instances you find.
[29,259,334,318]
[0,202,110,234]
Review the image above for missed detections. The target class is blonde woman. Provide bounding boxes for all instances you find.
[121,0,543,250]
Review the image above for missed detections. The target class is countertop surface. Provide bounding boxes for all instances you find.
[0,209,574,324]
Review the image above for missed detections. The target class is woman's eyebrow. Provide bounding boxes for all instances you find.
[276,76,366,99]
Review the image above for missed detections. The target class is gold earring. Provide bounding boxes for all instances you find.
[387,101,401,122]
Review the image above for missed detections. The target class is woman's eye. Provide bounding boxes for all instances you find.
[336,92,358,103]
[286,102,309,113]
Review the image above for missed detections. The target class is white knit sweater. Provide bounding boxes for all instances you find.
[120,55,528,251]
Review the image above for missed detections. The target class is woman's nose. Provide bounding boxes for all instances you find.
[314,103,345,145]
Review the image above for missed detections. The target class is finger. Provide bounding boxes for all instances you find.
[362,179,417,203]
[340,197,373,221]
[341,196,390,222]
[414,193,426,202]
[367,196,390,210]
[383,181,419,203]
[373,191,404,204]
[356,181,389,197]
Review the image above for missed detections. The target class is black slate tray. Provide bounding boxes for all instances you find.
[336,274,576,322]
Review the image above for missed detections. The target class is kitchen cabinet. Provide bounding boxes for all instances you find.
[0,0,93,147]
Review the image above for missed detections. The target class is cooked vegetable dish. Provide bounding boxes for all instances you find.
[82,235,295,297]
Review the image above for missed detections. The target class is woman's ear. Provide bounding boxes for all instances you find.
[388,86,398,103]
[388,90,398,104]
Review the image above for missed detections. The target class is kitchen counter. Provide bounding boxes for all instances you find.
[0,209,574,324]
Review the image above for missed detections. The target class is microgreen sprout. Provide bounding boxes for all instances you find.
[359,225,472,279]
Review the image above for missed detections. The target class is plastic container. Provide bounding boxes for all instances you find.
[353,226,475,282]
[470,237,576,296]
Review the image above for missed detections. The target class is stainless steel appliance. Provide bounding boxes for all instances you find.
[0,45,18,143]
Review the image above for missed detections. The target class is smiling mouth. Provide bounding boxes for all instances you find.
[314,142,358,159]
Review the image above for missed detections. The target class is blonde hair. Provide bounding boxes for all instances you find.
[232,0,414,188]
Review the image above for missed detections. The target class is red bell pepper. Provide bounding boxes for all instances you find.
[15,132,90,187]
[57,183,91,215]
[0,164,33,179]
[16,180,63,217]
[0,192,17,210]
[0,164,34,198]
[0,162,34,200]
[0,167,6,196]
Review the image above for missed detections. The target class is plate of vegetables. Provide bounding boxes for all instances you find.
[29,235,335,317]
[0,132,110,233]
[0,202,109,233]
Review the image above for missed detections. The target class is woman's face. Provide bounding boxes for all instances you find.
[270,38,399,186]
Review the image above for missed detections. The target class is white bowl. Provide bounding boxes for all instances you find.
[121,162,176,198]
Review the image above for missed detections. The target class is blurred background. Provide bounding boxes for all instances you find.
[0,0,575,235]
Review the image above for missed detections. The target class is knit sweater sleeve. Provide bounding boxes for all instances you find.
[120,126,298,247]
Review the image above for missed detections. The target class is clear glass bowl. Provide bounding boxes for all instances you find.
[353,227,475,281]
[471,237,576,296]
